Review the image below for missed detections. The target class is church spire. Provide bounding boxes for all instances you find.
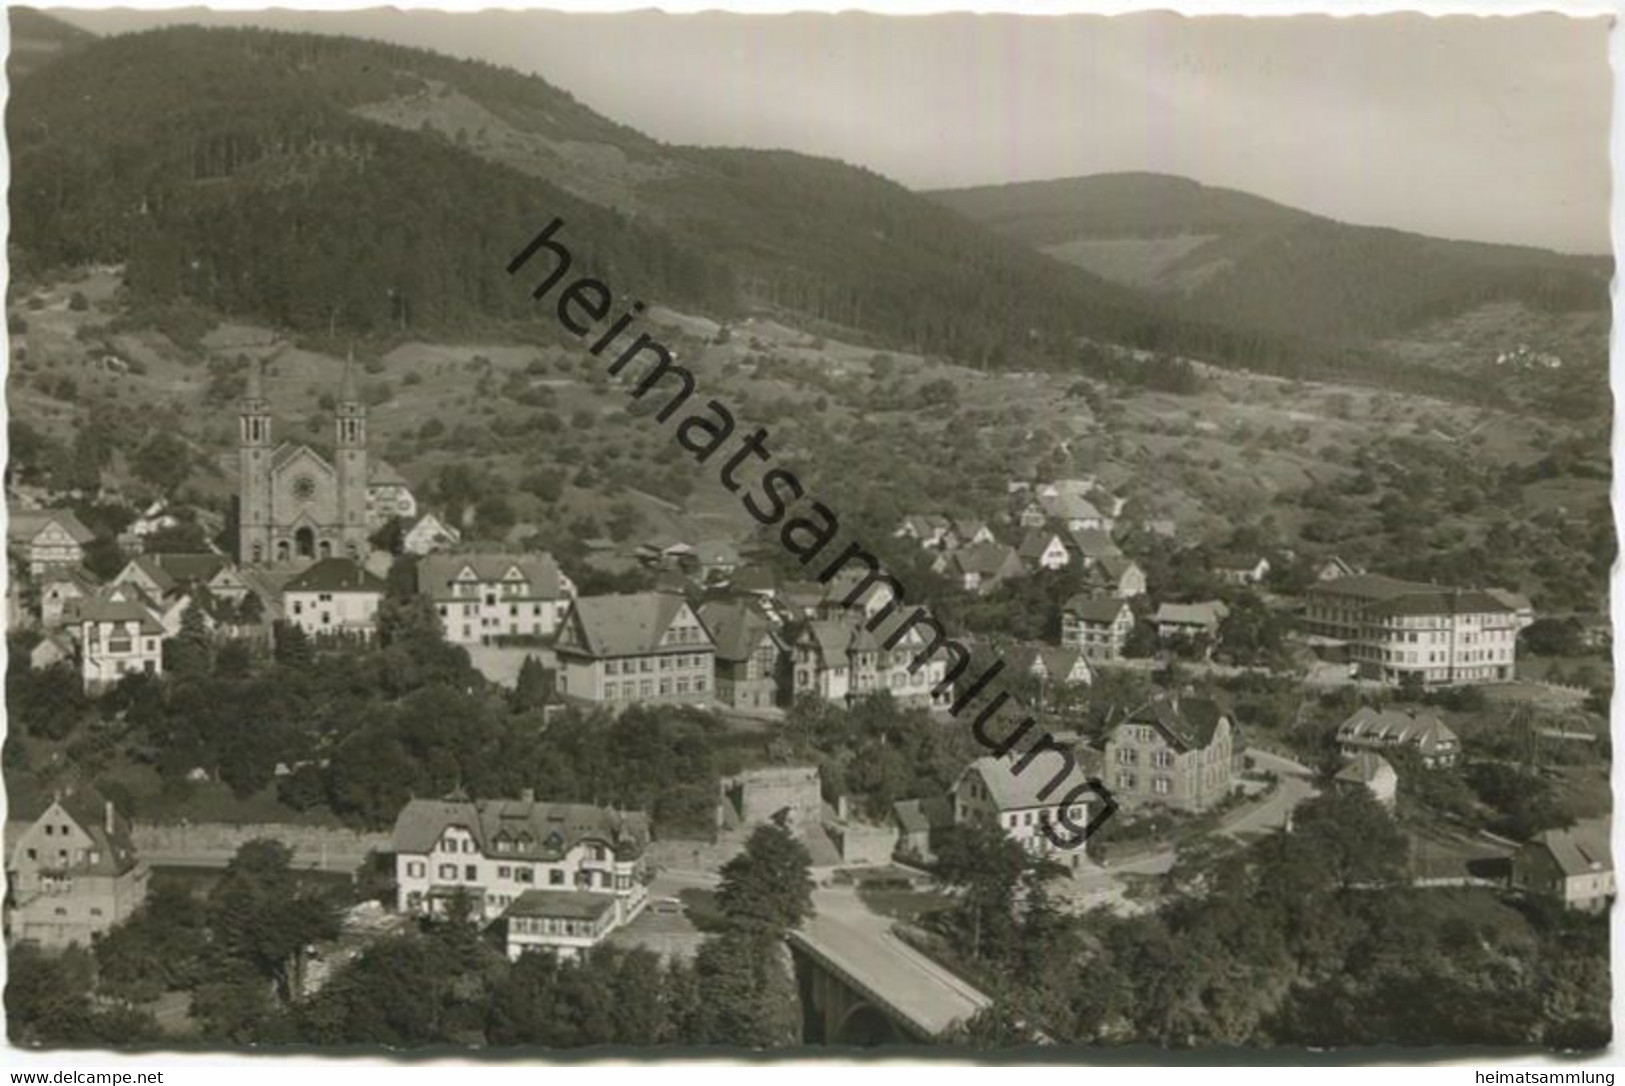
[244,357,265,404]
[339,348,359,405]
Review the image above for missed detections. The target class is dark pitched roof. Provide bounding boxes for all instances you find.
[697,599,783,663]
[76,584,165,634]
[284,558,386,594]
[391,796,650,861]
[1064,595,1132,623]
[1125,696,1229,752]
[893,796,954,835]
[1530,818,1611,877]
[416,552,564,601]
[14,784,140,877]
[1308,573,1513,616]
[9,509,96,546]
[961,754,1094,813]
[560,592,710,657]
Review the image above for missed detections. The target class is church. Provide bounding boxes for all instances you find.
[238,357,384,567]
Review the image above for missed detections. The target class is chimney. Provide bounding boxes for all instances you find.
[104,800,115,835]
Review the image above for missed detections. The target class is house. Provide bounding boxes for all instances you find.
[1023,490,1112,533]
[692,539,743,581]
[791,610,952,711]
[30,631,75,671]
[1104,697,1235,812]
[895,514,952,549]
[1304,573,1520,686]
[1018,530,1071,572]
[952,754,1096,870]
[1154,601,1230,641]
[39,566,99,629]
[1315,556,1361,582]
[9,509,96,578]
[1079,555,1146,598]
[1510,819,1613,912]
[76,583,167,690]
[1061,596,1135,661]
[282,557,386,641]
[401,512,462,556]
[6,785,149,949]
[1336,706,1460,768]
[948,518,996,548]
[717,767,824,833]
[935,542,1024,594]
[390,793,650,960]
[1333,752,1398,809]
[1487,589,1536,631]
[417,552,575,645]
[554,592,716,706]
[1066,528,1123,567]
[116,500,181,553]
[114,552,250,607]
[1214,553,1271,586]
[1003,643,1093,696]
[698,598,788,711]
[891,796,953,864]
[365,459,418,530]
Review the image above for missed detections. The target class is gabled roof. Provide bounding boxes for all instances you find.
[1531,818,1611,878]
[1213,552,1268,571]
[368,459,410,487]
[1124,696,1229,752]
[1337,706,1458,753]
[1040,492,1104,522]
[1155,601,1229,627]
[893,796,953,835]
[560,592,710,658]
[390,796,650,861]
[948,542,1022,578]
[1064,595,1132,624]
[416,552,564,601]
[41,565,100,593]
[1018,530,1067,560]
[21,785,141,877]
[961,754,1094,813]
[900,514,950,536]
[1067,528,1121,560]
[284,558,386,594]
[697,599,784,663]
[9,509,96,546]
[269,442,334,474]
[76,583,166,634]
[1036,646,1087,682]
[125,553,231,596]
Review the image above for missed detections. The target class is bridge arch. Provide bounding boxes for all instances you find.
[834,1003,902,1047]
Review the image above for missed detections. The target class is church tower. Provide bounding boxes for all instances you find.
[238,359,274,566]
[334,353,370,558]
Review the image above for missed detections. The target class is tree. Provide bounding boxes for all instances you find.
[163,600,213,677]
[716,823,814,936]
[689,930,799,1047]
[512,655,551,711]
[131,431,191,494]
[932,820,1032,962]
[273,621,314,667]
[210,839,341,1005]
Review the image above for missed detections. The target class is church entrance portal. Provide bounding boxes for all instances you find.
[296,527,316,559]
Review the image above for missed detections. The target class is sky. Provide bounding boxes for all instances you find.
[53,7,1614,253]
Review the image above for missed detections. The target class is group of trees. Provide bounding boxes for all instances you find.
[933,790,1609,1048]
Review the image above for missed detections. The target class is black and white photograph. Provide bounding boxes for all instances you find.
[0,1,1615,1061]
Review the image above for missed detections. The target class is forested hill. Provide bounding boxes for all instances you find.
[7,7,94,80]
[6,21,1505,399]
[932,173,1611,343]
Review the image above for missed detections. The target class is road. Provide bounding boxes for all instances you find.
[1220,748,1319,840]
[796,884,990,1038]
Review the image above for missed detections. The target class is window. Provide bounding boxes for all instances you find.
[549,869,565,886]
[1153,777,1171,795]
[407,861,425,878]
[516,867,535,884]
[465,865,477,880]
[498,865,511,879]
[438,863,457,880]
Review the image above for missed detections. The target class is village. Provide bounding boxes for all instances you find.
[3,344,1612,1045]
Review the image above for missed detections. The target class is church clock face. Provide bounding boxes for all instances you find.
[292,474,317,502]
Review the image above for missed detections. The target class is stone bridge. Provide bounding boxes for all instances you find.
[788,890,990,1045]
